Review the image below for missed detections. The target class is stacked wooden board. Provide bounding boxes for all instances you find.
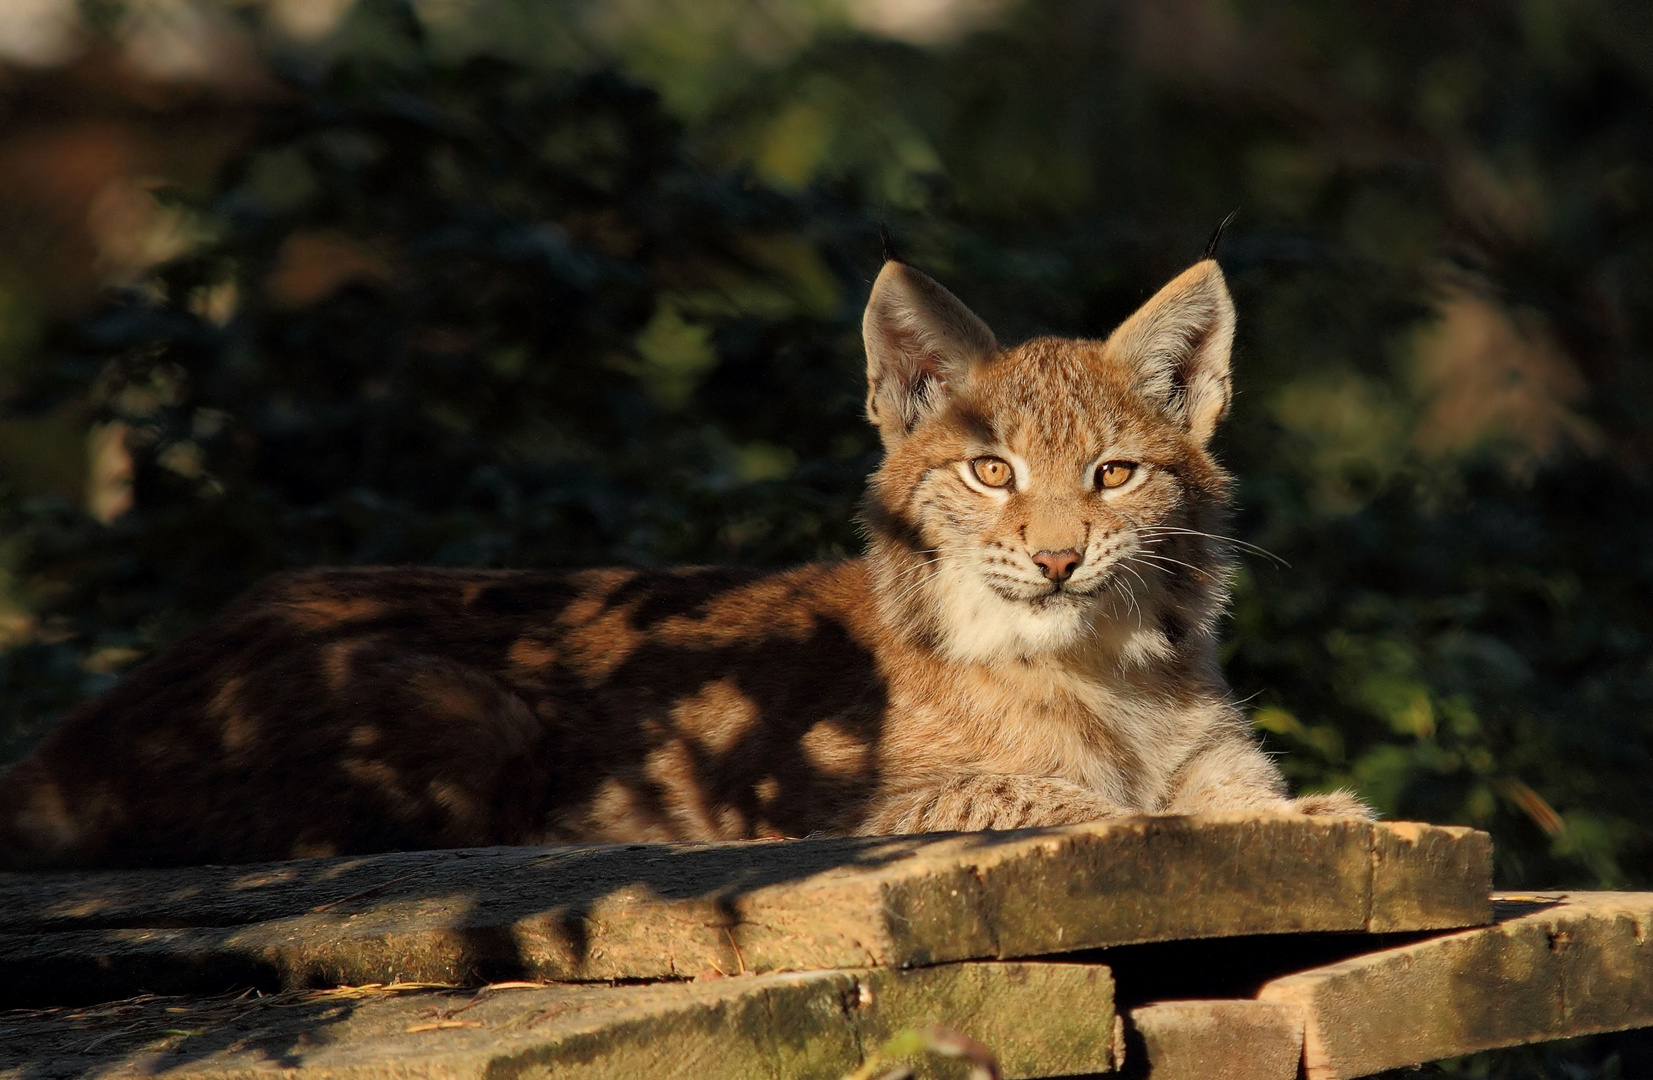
[0,814,1647,1079]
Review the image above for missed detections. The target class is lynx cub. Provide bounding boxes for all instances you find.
[0,258,1366,868]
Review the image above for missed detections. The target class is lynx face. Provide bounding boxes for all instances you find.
[862,260,1236,663]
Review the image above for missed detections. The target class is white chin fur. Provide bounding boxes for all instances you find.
[927,562,1176,666]
[918,564,1080,661]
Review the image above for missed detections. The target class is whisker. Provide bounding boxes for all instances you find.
[1137,527,1289,567]
[884,564,945,596]
[883,559,949,605]
[1117,578,1140,626]
[1129,552,1221,582]
[882,553,982,610]
[1119,561,1152,607]
[1121,566,1149,629]
[1098,575,1131,621]
[890,555,952,581]
[888,551,976,582]
[885,573,944,610]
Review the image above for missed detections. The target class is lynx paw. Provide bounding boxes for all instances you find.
[1291,789,1374,818]
[861,774,1128,834]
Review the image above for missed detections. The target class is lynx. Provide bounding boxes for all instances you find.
[0,257,1366,868]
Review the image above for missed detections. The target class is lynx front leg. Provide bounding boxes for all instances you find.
[1160,736,1373,818]
[857,774,1129,834]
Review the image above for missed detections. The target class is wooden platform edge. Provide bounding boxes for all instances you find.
[0,817,1492,1003]
[0,962,1116,1080]
[1258,891,1653,1080]
[1365,820,1492,933]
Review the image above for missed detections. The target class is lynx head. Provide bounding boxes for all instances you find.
[861,259,1237,665]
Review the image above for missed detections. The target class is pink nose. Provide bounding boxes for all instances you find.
[1032,549,1081,582]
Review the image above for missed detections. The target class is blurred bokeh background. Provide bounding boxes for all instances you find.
[2,0,1651,905]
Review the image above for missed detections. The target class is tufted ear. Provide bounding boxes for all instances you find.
[862,261,998,446]
[1107,260,1236,446]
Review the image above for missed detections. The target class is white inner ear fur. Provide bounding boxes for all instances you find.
[863,261,998,443]
[1106,260,1235,447]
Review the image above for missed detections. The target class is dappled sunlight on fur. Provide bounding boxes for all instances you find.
[0,258,1366,868]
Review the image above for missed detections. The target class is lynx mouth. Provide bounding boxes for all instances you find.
[988,579,1093,606]
[1039,570,1123,606]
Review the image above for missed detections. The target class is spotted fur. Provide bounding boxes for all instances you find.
[0,259,1367,868]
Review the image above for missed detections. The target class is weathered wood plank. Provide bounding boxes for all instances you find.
[1257,891,1653,1080]
[1125,1001,1302,1080]
[0,816,1490,1006]
[1366,820,1494,933]
[0,962,1114,1080]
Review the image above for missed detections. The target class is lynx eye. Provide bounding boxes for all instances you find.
[1097,461,1137,490]
[970,456,1014,489]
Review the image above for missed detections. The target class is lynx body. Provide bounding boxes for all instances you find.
[0,258,1366,868]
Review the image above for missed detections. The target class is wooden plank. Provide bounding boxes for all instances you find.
[1366,820,1494,933]
[0,817,1490,1006]
[0,961,1114,1080]
[1125,1001,1302,1080]
[1257,892,1653,1080]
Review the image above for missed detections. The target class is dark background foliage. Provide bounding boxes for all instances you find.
[3,0,1653,905]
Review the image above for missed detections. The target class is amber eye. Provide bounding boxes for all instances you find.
[1097,461,1137,489]
[970,456,1014,489]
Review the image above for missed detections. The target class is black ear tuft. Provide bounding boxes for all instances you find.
[1203,209,1239,261]
[879,223,905,266]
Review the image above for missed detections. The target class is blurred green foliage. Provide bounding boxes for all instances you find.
[4,0,1653,895]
